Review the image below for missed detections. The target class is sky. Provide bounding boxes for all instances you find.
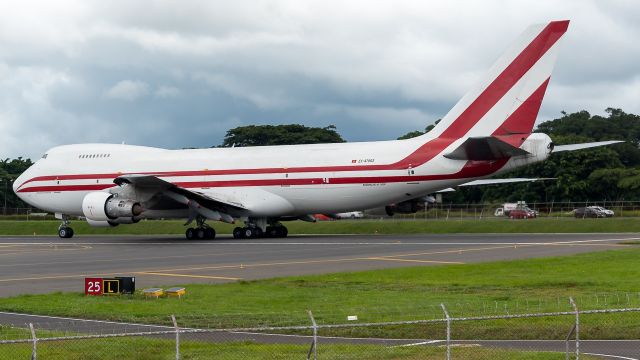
[1,0,639,159]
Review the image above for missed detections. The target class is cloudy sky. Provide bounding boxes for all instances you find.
[1,0,638,159]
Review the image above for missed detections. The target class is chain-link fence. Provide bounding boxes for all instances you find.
[4,200,640,221]
[369,200,640,220]
[2,301,639,359]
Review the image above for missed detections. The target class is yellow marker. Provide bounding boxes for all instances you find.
[143,288,164,298]
[166,287,186,298]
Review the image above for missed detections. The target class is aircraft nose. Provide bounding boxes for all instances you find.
[13,171,28,196]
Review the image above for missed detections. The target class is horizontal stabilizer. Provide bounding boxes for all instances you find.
[444,136,530,161]
[460,178,555,186]
[553,140,624,152]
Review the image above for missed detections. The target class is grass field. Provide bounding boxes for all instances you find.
[1,248,639,340]
[1,217,640,236]
[1,336,591,360]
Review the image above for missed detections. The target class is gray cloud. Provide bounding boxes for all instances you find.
[105,80,149,101]
[1,0,639,159]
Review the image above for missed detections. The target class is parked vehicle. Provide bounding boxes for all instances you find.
[587,206,614,217]
[574,207,605,218]
[496,201,539,217]
[509,209,537,219]
[335,211,364,219]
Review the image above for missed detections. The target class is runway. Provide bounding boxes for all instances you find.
[0,233,636,297]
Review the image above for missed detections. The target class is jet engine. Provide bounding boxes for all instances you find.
[82,192,142,221]
[384,196,436,216]
[86,217,141,227]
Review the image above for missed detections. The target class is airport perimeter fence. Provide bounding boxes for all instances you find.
[1,302,640,359]
[372,200,640,221]
[4,200,640,221]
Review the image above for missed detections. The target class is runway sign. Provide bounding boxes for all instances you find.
[85,277,135,296]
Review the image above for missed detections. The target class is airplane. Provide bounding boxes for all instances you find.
[13,20,622,239]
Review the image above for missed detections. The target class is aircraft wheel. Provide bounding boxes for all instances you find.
[243,227,254,238]
[233,227,244,239]
[252,227,263,238]
[58,227,74,238]
[266,226,278,238]
[205,227,216,240]
[196,228,206,240]
[186,228,196,240]
[280,226,288,238]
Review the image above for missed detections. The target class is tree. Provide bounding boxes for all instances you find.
[397,120,440,140]
[220,124,345,147]
[0,157,34,209]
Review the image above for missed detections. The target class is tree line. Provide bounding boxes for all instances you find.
[0,158,33,209]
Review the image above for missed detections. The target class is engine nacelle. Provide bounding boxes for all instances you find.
[385,201,420,216]
[108,217,141,225]
[384,196,435,216]
[82,192,142,221]
[86,219,118,227]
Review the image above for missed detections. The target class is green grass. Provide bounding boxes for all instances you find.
[1,248,639,340]
[0,337,591,360]
[1,217,640,236]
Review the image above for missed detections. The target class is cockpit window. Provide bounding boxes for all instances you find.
[42,154,48,159]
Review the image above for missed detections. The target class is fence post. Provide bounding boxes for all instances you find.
[171,315,180,360]
[307,310,318,360]
[441,303,451,360]
[564,323,576,360]
[29,323,37,360]
[570,297,579,360]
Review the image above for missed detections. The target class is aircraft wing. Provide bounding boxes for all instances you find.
[114,174,248,222]
[552,140,624,152]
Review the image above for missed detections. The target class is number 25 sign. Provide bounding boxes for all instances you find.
[85,278,103,296]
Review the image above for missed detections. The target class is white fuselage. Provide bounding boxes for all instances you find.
[13,133,552,219]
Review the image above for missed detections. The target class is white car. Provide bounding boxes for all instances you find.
[588,206,614,217]
[335,211,364,219]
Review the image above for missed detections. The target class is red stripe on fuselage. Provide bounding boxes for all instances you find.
[18,160,508,193]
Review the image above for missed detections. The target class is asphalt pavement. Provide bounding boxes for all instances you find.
[0,233,636,296]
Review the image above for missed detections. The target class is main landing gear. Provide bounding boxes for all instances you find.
[232,224,288,239]
[185,216,216,240]
[58,215,74,238]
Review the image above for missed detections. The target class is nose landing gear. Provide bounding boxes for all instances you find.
[58,215,74,238]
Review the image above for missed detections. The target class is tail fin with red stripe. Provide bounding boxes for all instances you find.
[425,20,569,142]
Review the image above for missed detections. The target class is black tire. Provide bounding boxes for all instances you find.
[243,227,254,238]
[186,228,195,240]
[266,226,278,238]
[233,227,244,239]
[278,226,288,238]
[196,228,206,240]
[58,227,73,238]
[205,228,216,240]
[253,227,263,238]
